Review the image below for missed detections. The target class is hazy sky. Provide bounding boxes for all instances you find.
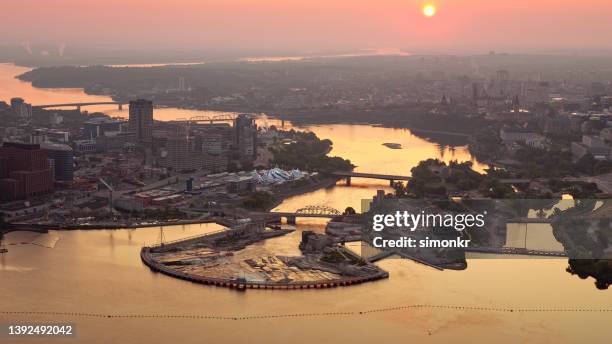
[3,0,612,54]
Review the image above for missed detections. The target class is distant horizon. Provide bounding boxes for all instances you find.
[4,44,612,67]
[2,1,612,56]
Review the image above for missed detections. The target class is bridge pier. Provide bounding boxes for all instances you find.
[346,176,351,186]
[389,179,394,186]
[286,216,296,225]
[76,105,81,112]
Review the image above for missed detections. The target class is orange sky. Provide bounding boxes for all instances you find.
[3,0,612,54]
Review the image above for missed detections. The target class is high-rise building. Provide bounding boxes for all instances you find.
[10,98,32,119]
[128,99,153,144]
[165,134,203,172]
[194,124,232,155]
[233,114,257,162]
[192,124,232,173]
[41,142,74,182]
[0,142,54,201]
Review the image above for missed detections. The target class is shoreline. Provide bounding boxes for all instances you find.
[5,176,344,232]
[265,175,342,211]
[7,66,472,137]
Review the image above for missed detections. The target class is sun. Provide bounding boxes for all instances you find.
[423,4,437,17]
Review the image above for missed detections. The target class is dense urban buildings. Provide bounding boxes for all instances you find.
[83,117,124,139]
[161,115,257,172]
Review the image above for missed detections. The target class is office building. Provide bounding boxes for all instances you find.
[234,114,257,162]
[0,142,54,201]
[165,135,203,172]
[41,142,74,182]
[129,99,153,144]
[10,98,32,119]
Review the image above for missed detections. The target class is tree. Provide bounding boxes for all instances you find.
[343,207,356,215]
[242,191,276,211]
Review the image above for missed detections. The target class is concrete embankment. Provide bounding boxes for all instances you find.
[7,218,218,231]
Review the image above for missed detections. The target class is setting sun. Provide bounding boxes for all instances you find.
[423,4,437,17]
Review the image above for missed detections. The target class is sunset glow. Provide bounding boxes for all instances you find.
[423,4,437,17]
[2,1,612,61]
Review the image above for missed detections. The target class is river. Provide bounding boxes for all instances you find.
[1,63,611,343]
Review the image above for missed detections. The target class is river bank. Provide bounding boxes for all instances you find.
[4,175,345,232]
[266,176,342,211]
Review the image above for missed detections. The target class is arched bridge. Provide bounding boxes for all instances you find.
[171,114,243,125]
[295,205,342,216]
[257,205,347,224]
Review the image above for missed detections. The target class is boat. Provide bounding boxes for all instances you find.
[382,143,402,149]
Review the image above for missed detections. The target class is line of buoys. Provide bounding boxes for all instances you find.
[3,306,612,321]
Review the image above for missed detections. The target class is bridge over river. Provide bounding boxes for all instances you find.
[464,246,566,257]
[33,101,127,110]
[330,171,411,186]
[250,205,348,224]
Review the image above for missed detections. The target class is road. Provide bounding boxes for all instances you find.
[565,172,612,194]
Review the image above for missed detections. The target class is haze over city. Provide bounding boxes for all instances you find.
[2,0,612,55]
[2,1,612,343]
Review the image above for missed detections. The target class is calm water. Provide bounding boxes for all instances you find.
[1,63,611,343]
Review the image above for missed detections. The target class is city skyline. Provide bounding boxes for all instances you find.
[2,3,612,343]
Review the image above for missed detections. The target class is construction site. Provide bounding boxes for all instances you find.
[140,222,389,290]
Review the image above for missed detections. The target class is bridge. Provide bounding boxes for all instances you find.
[330,172,535,187]
[256,205,346,224]
[363,246,566,265]
[34,101,127,111]
[170,114,242,125]
[331,171,411,186]
[465,246,566,257]
[564,172,612,194]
